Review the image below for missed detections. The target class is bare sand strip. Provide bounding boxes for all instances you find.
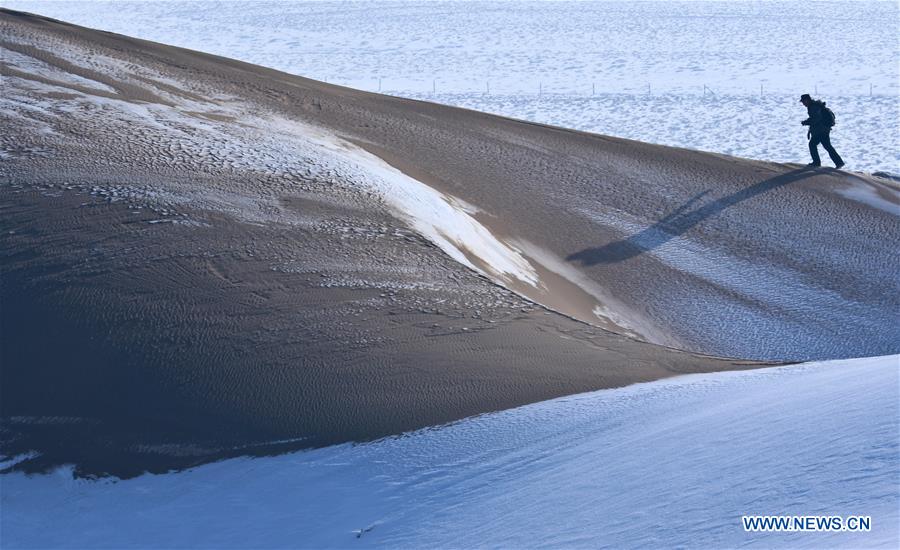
[1,10,896,477]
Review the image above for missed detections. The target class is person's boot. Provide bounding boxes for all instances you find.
[835,161,845,169]
[807,162,821,167]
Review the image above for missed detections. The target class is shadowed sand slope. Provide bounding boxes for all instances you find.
[0,10,896,476]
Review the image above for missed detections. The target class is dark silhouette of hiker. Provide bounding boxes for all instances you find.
[800,93,844,168]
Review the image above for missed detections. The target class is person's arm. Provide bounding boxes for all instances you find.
[807,105,823,127]
[802,105,822,138]
[801,106,816,126]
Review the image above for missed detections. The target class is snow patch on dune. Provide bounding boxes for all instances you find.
[302,129,541,288]
[834,181,900,216]
[0,47,117,93]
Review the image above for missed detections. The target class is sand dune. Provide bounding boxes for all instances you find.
[1,10,897,476]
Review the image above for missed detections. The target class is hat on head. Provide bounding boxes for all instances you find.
[800,93,812,102]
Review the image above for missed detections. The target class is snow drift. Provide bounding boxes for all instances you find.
[2,355,897,548]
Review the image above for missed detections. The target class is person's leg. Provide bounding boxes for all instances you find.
[820,132,844,167]
[808,134,822,165]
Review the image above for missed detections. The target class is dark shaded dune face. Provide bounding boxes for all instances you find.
[1,189,723,477]
[0,10,897,477]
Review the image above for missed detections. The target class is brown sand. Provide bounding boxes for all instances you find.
[2,10,896,477]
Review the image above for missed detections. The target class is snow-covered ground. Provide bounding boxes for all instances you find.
[4,0,899,173]
[3,355,898,548]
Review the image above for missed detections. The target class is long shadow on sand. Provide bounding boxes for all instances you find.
[567,167,821,265]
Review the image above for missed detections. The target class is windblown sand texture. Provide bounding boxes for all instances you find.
[1,10,897,476]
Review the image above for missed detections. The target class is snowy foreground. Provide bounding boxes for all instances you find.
[3,356,898,549]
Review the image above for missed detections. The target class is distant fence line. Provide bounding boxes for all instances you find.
[318,77,891,99]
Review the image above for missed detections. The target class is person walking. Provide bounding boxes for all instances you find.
[800,93,844,168]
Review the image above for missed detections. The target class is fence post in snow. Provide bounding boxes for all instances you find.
[539,82,542,98]
[592,82,595,96]
[433,79,436,95]
[648,83,651,96]
[378,77,382,92]
[760,83,763,98]
[870,83,873,96]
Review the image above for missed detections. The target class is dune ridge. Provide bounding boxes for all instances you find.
[1,9,897,476]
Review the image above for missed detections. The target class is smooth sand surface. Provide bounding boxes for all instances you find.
[1,10,896,476]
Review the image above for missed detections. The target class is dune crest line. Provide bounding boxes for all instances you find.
[1,9,896,477]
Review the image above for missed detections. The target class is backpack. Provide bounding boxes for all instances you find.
[821,103,836,127]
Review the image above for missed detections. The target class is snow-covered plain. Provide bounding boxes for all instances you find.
[2,355,898,548]
[4,0,899,173]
